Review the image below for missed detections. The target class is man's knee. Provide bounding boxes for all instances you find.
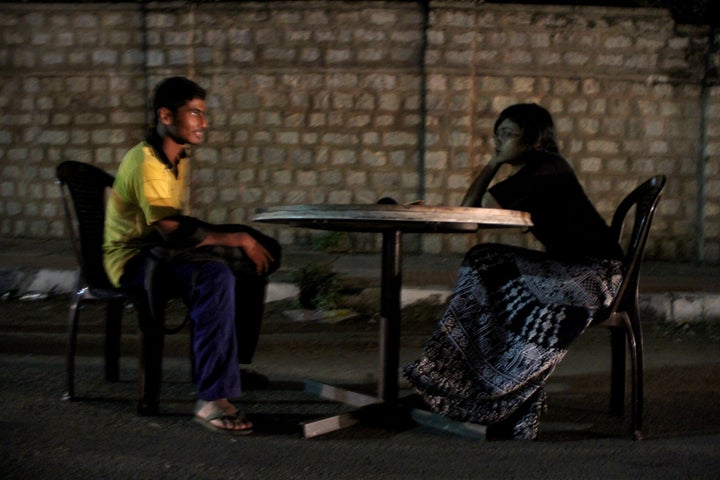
[194,261,236,293]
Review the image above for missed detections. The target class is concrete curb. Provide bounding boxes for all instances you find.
[3,265,719,324]
[641,292,720,324]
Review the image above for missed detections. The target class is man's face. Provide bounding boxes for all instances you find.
[160,98,208,146]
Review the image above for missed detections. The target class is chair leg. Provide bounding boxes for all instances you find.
[627,309,644,440]
[633,347,644,440]
[137,326,164,416]
[62,293,82,401]
[137,297,164,416]
[104,300,124,383]
[189,322,197,384]
[608,326,626,416]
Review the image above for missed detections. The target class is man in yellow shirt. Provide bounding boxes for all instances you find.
[104,76,279,434]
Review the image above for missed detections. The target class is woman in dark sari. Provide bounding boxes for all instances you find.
[403,103,624,440]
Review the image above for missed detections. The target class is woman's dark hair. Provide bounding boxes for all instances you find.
[494,103,559,154]
[150,76,206,127]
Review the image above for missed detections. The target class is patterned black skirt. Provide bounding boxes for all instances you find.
[403,243,622,439]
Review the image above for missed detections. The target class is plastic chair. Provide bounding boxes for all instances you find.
[591,175,666,440]
[57,160,170,415]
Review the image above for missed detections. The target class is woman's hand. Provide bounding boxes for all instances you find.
[461,159,504,207]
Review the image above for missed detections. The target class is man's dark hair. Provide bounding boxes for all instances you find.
[150,76,206,127]
[494,103,559,154]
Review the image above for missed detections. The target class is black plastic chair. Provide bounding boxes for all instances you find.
[57,160,170,415]
[591,175,666,440]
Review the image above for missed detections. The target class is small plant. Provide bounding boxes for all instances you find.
[312,231,348,252]
[291,263,341,310]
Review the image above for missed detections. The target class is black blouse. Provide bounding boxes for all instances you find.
[489,151,623,261]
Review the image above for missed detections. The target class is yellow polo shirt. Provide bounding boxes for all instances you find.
[103,141,190,286]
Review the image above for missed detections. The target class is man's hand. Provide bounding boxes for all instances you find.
[200,231,274,275]
[236,233,274,275]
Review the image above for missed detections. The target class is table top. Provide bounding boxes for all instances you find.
[252,204,532,233]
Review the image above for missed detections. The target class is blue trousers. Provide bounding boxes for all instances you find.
[122,256,244,401]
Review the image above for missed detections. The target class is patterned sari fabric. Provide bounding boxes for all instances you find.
[403,243,622,439]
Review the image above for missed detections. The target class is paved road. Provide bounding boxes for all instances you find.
[1,296,719,479]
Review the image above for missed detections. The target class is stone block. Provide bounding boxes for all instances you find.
[671,294,705,323]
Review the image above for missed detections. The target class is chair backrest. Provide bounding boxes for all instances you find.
[606,175,666,316]
[56,160,116,290]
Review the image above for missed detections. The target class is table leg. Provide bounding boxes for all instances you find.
[300,229,403,438]
[379,229,402,402]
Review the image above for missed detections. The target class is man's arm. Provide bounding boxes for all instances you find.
[155,217,274,274]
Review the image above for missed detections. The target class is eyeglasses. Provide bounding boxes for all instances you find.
[494,129,522,143]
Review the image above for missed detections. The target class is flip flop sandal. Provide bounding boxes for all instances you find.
[194,411,254,435]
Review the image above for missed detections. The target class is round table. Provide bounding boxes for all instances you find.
[252,203,531,233]
[253,204,532,437]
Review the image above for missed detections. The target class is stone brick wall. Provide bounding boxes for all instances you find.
[1,1,718,262]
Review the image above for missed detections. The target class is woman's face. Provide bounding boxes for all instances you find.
[493,119,530,165]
